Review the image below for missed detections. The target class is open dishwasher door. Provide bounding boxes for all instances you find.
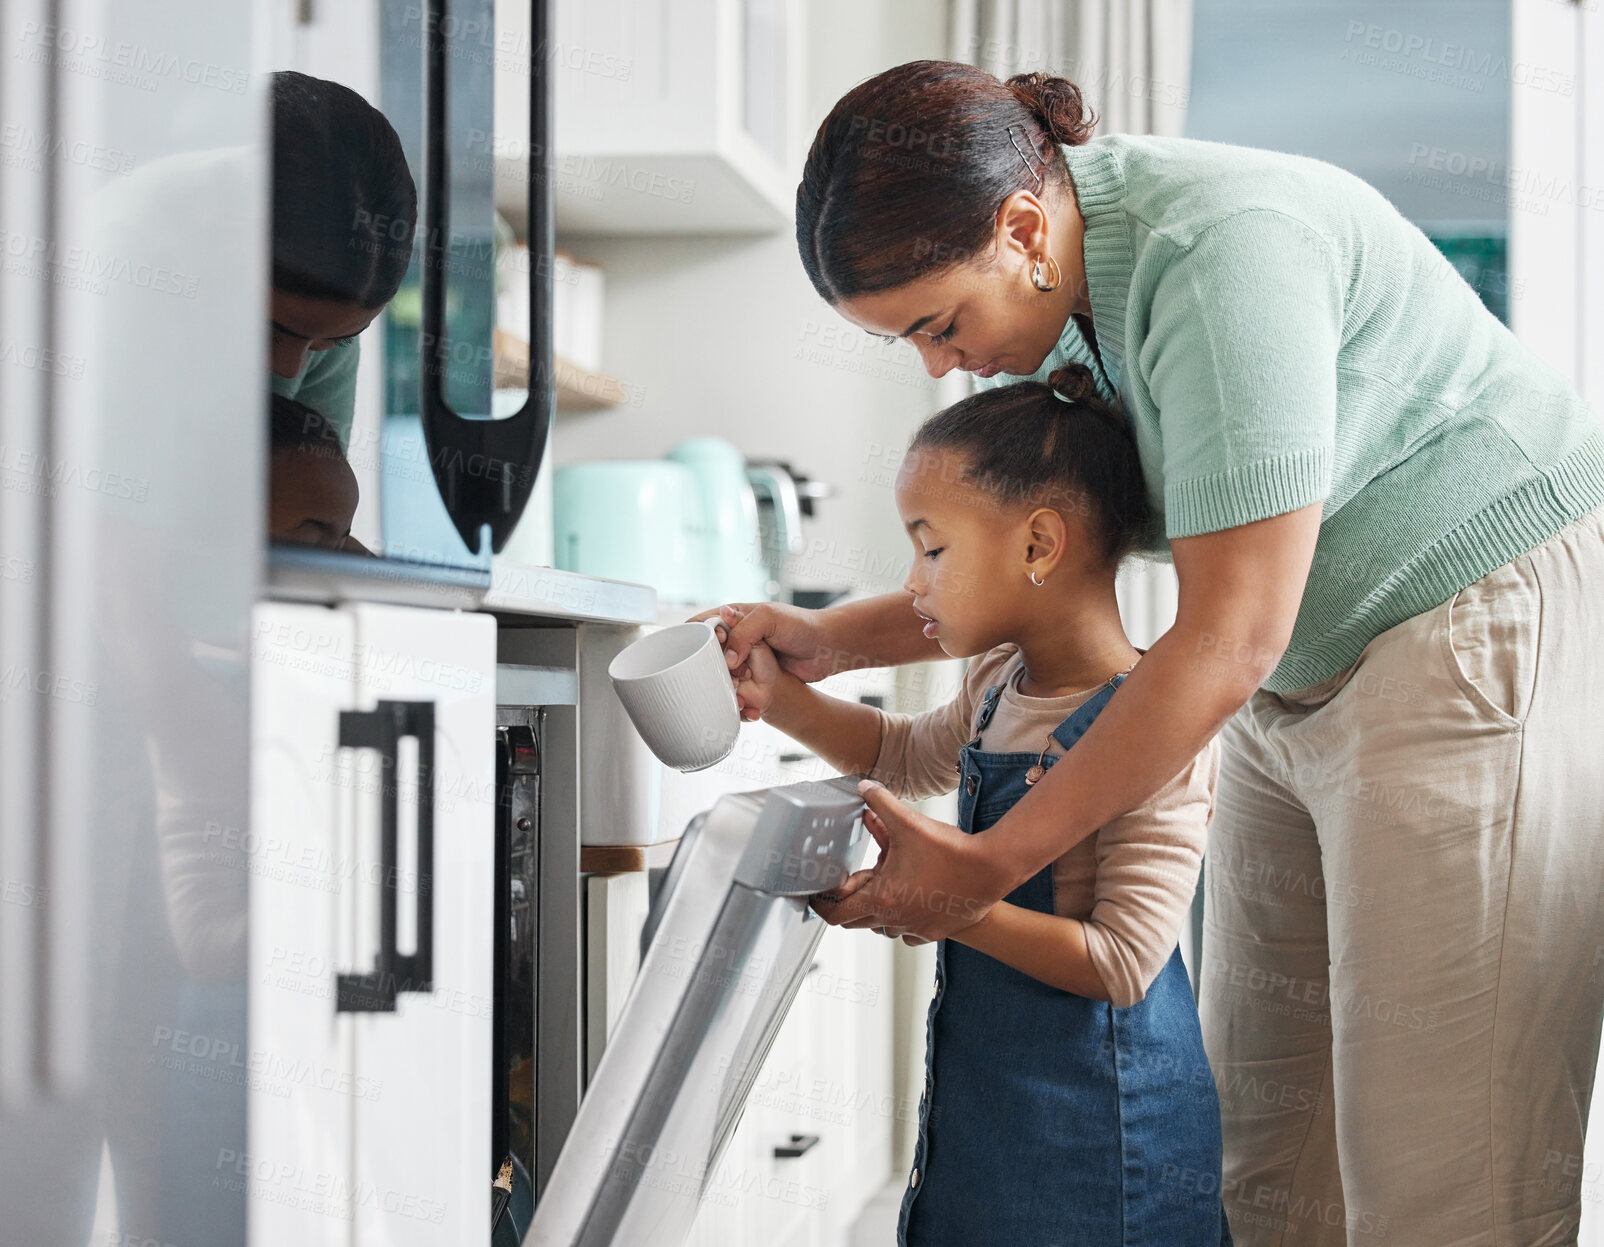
[524,776,867,1246]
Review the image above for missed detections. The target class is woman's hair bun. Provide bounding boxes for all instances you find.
[1006,72,1096,147]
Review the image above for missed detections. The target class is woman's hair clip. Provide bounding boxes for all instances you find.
[1007,123,1045,190]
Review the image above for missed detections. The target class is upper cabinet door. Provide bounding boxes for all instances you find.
[345,603,496,1246]
[495,0,802,233]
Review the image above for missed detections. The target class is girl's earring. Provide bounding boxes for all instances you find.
[1030,571,1046,587]
[1031,255,1061,293]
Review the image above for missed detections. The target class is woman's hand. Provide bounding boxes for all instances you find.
[692,593,947,716]
[692,602,842,683]
[693,602,844,719]
[812,802,947,946]
[810,780,1015,942]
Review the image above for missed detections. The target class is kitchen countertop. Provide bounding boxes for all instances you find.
[265,545,656,626]
[580,838,680,874]
[485,559,655,625]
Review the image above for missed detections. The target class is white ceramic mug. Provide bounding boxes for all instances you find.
[608,620,741,771]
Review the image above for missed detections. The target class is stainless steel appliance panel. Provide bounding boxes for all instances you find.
[525,777,864,1247]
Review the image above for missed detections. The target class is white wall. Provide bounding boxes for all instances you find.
[1508,4,1604,1240]
[1586,5,1604,411]
[551,0,949,602]
[1509,0,1585,387]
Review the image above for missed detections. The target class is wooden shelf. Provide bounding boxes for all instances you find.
[493,328,630,412]
[581,838,680,875]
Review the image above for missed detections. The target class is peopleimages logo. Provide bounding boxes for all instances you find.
[213,1149,448,1223]
[1341,20,1575,95]
[398,6,634,81]
[14,21,249,94]
[0,225,200,299]
[0,663,99,707]
[0,123,134,174]
[0,443,149,502]
[150,1025,384,1101]
[0,339,86,379]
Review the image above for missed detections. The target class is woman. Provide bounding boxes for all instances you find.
[714,60,1604,1245]
[269,70,416,448]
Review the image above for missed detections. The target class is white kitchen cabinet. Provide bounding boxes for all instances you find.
[1508,0,1604,418]
[585,871,653,1079]
[249,604,357,1247]
[495,0,802,233]
[807,926,895,1243]
[249,602,496,1245]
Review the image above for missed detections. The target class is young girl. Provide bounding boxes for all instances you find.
[732,365,1231,1246]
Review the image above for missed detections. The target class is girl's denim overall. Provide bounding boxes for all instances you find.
[898,675,1231,1246]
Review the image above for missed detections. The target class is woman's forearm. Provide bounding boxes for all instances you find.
[951,903,1110,1000]
[979,622,1256,891]
[819,591,946,671]
[979,506,1319,892]
[764,674,884,777]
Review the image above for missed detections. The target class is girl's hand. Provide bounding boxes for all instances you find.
[732,639,785,721]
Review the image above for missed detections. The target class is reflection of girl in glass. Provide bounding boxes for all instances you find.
[268,70,417,448]
[268,395,368,553]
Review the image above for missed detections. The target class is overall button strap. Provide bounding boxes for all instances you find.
[973,684,1005,734]
[1048,672,1128,751]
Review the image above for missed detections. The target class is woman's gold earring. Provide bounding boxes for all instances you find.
[1030,571,1045,587]
[1031,256,1061,293]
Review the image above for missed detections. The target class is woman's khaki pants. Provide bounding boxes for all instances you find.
[1202,506,1604,1246]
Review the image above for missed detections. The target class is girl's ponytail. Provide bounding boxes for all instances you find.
[909,371,1148,565]
[1047,363,1102,405]
[1048,363,1130,437]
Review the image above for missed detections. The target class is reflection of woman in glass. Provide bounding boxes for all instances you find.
[269,70,416,448]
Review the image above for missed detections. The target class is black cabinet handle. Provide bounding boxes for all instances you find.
[773,1133,820,1160]
[420,0,553,556]
[336,700,436,1012]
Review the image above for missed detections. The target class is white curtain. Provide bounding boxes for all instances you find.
[944,0,1198,989]
[948,0,1193,140]
[946,0,1191,652]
